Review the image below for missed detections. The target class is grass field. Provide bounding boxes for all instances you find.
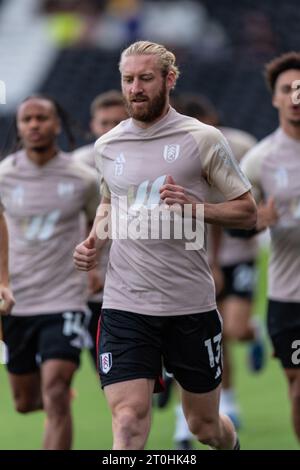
[0,248,299,450]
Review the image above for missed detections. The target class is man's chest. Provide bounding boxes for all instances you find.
[1,171,84,219]
[262,154,300,222]
[102,137,204,197]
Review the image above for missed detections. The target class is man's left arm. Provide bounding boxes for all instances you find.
[203,191,256,229]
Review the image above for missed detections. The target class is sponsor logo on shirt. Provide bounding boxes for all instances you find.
[24,210,61,241]
[163,144,180,163]
[115,153,126,176]
[128,175,166,212]
[100,352,112,374]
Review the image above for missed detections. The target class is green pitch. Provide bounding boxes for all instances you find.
[0,248,298,450]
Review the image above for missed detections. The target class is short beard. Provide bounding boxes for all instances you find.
[30,144,49,152]
[288,118,300,127]
[126,82,167,123]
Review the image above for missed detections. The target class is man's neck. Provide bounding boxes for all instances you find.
[280,119,300,141]
[133,104,170,130]
[26,146,58,166]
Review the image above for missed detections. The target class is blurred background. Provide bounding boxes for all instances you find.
[1,0,300,450]
[0,0,300,152]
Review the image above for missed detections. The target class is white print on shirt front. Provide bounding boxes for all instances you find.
[24,210,60,241]
[114,153,126,176]
[163,144,180,163]
[57,182,75,198]
[274,166,289,188]
[11,185,24,207]
[128,175,166,212]
[97,173,205,250]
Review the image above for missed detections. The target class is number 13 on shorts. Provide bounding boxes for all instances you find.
[204,333,222,379]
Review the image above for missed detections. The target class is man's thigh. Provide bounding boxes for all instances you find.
[181,382,221,424]
[2,315,39,374]
[267,300,300,368]
[104,378,155,413]
[98,309,164,390]
[163,310,223,394]
[38,311,86,367]
[221,297,252,337]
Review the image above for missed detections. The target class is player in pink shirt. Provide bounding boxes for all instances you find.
[74,41,257,450]
[242,52,300,442]
[0,95,98,449]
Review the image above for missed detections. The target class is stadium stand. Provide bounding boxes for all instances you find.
[0,0,300,153]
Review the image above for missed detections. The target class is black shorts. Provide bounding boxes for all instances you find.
[217,261,256,301]
[267,299,300,369]
[2,311,86,374]
[98,308,223,394]
[87,301,102,368]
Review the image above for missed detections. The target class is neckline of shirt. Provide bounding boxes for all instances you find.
[129,106,176,135]
[277,127,300,146]
[18,149,64,170]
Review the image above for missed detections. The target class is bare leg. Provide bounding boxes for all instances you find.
[41,359,77,450]
[181,384,237,450]
[220,297,255,425]
[104,378,154,450]
[284,369,300,442]
[223,297,255,341]
[8,371,43,413]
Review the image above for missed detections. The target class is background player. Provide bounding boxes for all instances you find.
[242,52,300,442]
[0,95,99,449]
[73,90,128,367]
[0,212,15,316]
[156,94,264,448]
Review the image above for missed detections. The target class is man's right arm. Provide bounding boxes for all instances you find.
[73,195,111,271]
[239,144,278,234]
[0,212,15,315]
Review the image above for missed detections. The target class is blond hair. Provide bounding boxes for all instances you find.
[119,41,180,85]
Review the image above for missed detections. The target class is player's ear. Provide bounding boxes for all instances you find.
[272,85,280,109]
[272,93,279,109]
[55,117,62,136]
[166,70,176,91]
[90,117,97,136]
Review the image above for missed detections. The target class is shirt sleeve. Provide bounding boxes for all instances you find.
[84,172,101,223]
[94,140,111,199]
[0,167,7,214]
[201,128,252,200]
[100,177,111,199]
[240,147,264,203]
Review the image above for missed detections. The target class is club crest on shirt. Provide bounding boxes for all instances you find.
[274,166,288,188]
[100,352,112,374]
[11,185,24,206]
[163,144,180,163]
[57,182,74,198]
